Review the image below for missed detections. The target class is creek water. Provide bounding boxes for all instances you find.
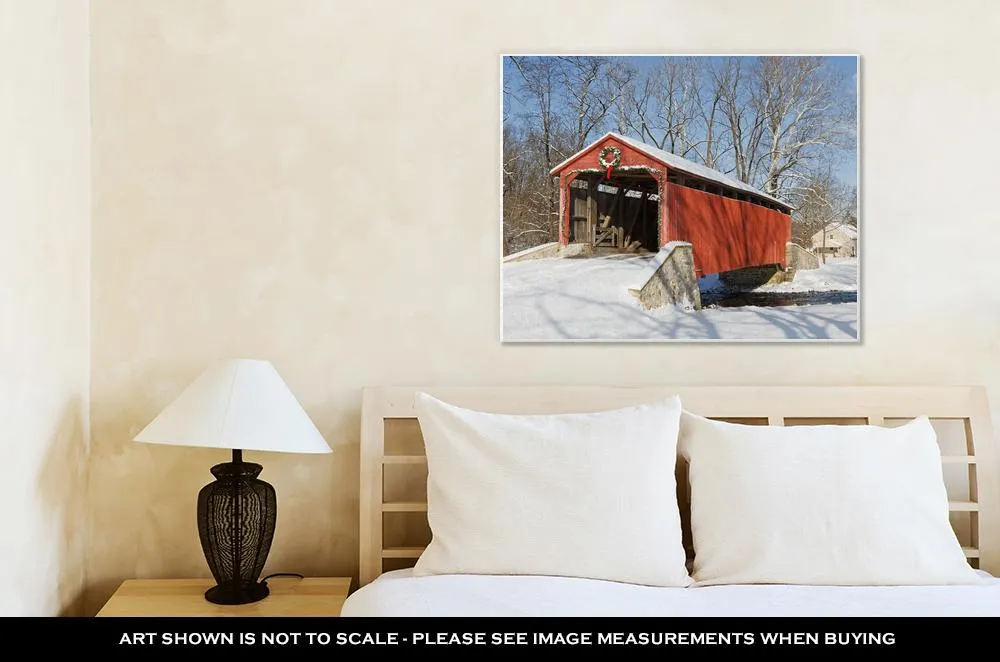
[701,289,858,308]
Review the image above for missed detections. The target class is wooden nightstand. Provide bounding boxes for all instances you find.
[97,577,351,616]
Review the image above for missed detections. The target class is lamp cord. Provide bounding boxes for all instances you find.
[261,572,304,581]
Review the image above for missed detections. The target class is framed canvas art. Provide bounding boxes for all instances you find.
[501,54,859,342]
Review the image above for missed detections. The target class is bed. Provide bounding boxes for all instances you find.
[343,385,1000,617]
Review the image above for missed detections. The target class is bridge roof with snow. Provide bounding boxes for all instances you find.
[551,131,792,212]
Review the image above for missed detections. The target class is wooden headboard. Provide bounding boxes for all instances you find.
[359,385,1000,586]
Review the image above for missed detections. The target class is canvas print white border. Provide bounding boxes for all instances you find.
[500,54,860,343]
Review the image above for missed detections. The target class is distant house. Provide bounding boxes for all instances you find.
[811,224,857,258]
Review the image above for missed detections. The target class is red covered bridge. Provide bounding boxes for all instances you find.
[549,132,793,276]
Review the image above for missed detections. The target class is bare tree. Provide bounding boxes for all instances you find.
[510,57,559,167]
[502,125,553,254]
[613,63,656,142]
[651,57,700,156]
[687,59,727,170]
[605,58,638,137]
[557,56,631,151]
[502,67,520,125]
[509,56,563,241]
[710,57,854,199]
[614,58,700,156]
[791,169,857,260]
[751,57,854,197]
[611,60,645,136]
[716,57,768,185]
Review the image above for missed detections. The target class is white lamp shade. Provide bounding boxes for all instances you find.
[133,359,331,454]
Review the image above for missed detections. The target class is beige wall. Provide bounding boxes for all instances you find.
[0,0,91,616]
[87,0,1000,613]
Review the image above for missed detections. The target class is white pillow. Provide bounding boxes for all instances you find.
[679,413,983,586]
[412,393,692,587]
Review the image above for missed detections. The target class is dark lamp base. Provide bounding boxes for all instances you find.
[204,581,270,605]
[198,449,278,606]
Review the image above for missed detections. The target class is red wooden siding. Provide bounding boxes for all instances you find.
[559,172,572,245]
[559,135,666,175]
[666,183,790,275]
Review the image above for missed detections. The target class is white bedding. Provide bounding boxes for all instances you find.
[342,569,1000,617]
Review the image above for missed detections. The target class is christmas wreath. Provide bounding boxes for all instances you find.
[598,145,622,168]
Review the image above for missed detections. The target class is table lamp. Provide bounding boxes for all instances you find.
[133,358,331,605]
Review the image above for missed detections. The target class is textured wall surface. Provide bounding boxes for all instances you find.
[0,0,91,616]
[89,0,1000,614]
[629,243,701,310]
[786,242,821,272]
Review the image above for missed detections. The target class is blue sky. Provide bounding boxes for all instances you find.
[503,55,859,188]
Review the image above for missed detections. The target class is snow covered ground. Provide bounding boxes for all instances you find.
[502,256,858,341]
